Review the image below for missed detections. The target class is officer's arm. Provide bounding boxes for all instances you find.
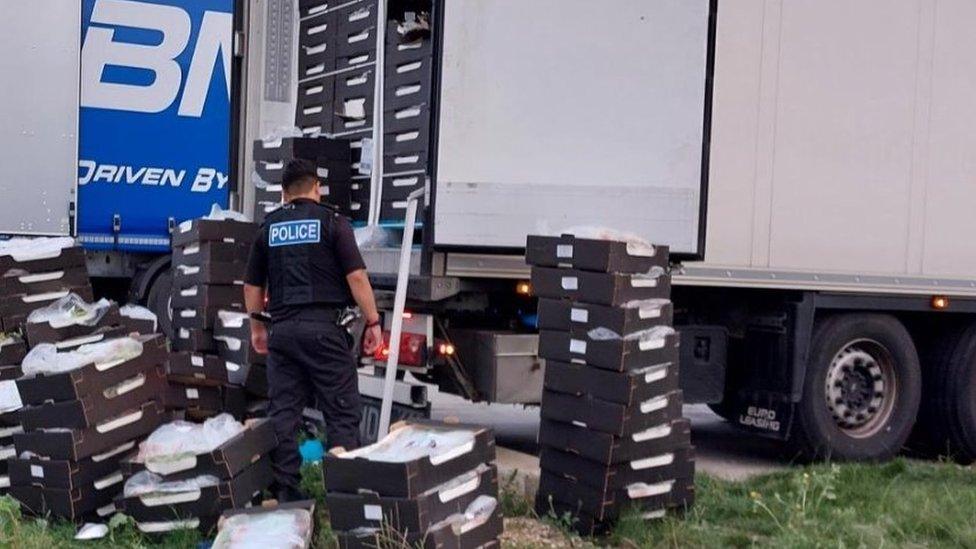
[346,269,380,325]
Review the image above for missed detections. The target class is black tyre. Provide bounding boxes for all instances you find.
[146,269,174,340]
[791,314,921,461]
[707,402,736,422]
[912,324,976,463]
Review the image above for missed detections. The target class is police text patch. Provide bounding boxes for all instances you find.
[269,220,321,247]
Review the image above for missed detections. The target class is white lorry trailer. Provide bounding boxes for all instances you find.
[4,0,976,461]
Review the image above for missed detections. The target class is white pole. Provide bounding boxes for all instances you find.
[377,187,425,437]
[368,0,387,224]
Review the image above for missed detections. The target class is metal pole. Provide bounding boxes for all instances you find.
[377,187,425,437]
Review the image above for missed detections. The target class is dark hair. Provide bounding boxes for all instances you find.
[281,159,319,194]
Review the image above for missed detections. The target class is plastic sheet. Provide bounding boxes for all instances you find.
[354,226,397,249]
[260,126,304,144]
[123,470,220,498]
[21,336,143,376]
[558,226,657,258]
[0,236,75,264]
[587,325,676,343]
[212,508,313,549]
[203,204,251,223]
[621,298,671,311]
[442,495,497,535]
[27,293,112,328]
[341,425,475,463]
[0,333,17,351]
[119,304,158,331]
[136,414,246,466]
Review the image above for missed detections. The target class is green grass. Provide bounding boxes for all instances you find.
[4,459,976,548]
[610,459,976,548]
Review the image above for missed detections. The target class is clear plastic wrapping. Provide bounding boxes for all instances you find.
[21,336,143,376]
[26,293,112,328]
[341,425,475,464]
[135,414,246,466]
[123,470,220,498]
[0,236,75,263]
[212,508,313,549]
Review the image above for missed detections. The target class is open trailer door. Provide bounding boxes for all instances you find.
[0,1,82,236]
[432,0,714,258]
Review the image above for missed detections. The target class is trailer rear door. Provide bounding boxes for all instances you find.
[433,0,713,256]
[0,2,81,236]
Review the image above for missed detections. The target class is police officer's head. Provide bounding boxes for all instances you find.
[281,159,321,202]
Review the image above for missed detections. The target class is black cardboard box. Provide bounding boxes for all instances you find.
[10,470,124,520]
[225,361,268,398]
[295,100,335,135]
[530,267,670,306]
[335,24,377,58]
[13,401,166,461]
[327,465,498,532]
[298,0,332,19]
[384,124,430,157]
[384,148,428,174]
[335,0,377,30]
[252,137,351,163]
[386,26,433,64]
[526,235,669,274]
[16,335,167,405]
[0,287,95,332]
[540,389,683,437]
[335,47,377,72]
[299,41,336,81]
[24,303,122,348]
[381,172,425,201]
[119,314,156,337]
[336,504,503,549]
[385,67,433,111]
[0,246,86,275]
[543,361,678,407]
[163,383,224,418]
[171,219,257,248]
[117,456,273,523]
[216,333,267,367]
[0,267,89,297]
[121,418,276,480]
[297,10,337,50]
[537,330,679,373]
[172,284,244,312]
[173,263,247,289]
[536,298,673,335]
[173,241,251,267]
[173,306,235,331]
[378,199,411,223]
[20,365,167,430]
[166,352,228,387]
[296,76,336,113]
[384,103,430,134]
[540,446,694,495]
[0,334,26,366]
[324,421,496,498]
[538,418,692,465]
[536,471,694,523]
[8,439,135,490]
[173,328,216,353]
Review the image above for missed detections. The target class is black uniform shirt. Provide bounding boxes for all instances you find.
[245,198,366,320]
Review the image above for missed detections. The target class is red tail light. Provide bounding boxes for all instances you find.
[375,331,427,367]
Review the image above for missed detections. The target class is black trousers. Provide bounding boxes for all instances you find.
[267,317,362,493]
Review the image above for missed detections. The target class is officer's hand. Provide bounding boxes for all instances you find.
[362,323,383,355]
[251,323,269,355]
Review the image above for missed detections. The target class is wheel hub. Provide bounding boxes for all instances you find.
[825,341,896,438]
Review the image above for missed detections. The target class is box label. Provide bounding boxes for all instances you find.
[556,244,574,258]
[570,308,588,323]
[364,504,382,521]
[30,465,44,478]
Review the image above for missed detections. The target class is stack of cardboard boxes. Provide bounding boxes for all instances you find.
[116,417,278,534]
[0,241,93,334]
[252,137,354,224]
[169,217,265,419]
[328,421,504,548]
[9,335,169,521]
[527,234,694,535]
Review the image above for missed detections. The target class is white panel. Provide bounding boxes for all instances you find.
[766,0,920,273]
[922,0,976,277]
[0,1,81,235]
[435,0,710,252]
[701,0,766,266]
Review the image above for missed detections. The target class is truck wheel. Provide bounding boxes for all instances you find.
[912,324,976,463]
[146,269,174,340]
[791,314,921,461]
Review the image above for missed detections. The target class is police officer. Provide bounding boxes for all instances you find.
[243,158,383,502]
